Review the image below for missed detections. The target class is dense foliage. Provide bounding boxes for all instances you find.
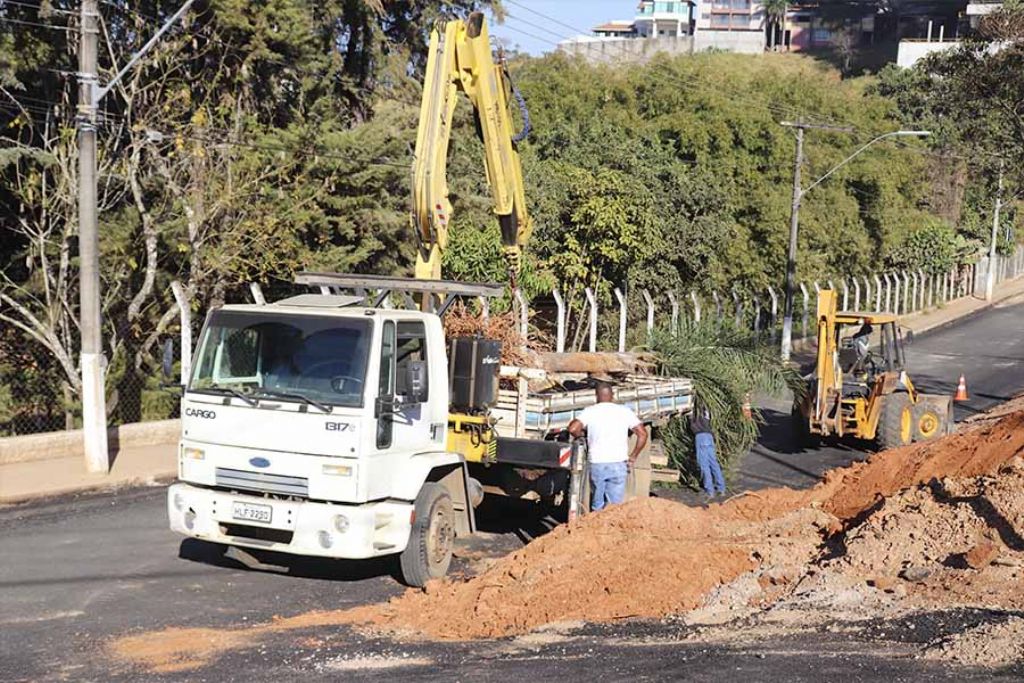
[1,1,1020,435]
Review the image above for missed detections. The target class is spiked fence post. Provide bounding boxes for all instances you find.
[552,288,566,353]
[585,287,598,352]
[614,287,627,352]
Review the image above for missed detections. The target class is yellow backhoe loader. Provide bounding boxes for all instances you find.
[793,289,953,449]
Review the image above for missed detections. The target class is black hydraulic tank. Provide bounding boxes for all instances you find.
[449,337,502,412]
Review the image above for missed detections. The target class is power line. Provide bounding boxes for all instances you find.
[0,16,71,31]
[2,0,75,14]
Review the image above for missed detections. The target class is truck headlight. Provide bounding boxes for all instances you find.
[333,514,350,533]
[182,447,205,461]
[322,464,352,477]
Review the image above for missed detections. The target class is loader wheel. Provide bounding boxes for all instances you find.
[877,394,912,449]
[913,405,943,442]
[399,483,454,588]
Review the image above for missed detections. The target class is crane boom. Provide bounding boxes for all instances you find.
[412,11,532,284]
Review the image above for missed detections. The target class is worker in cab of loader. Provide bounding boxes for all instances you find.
[568,383,649,511]
[851,323,873,364]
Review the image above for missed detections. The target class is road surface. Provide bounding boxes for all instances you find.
[2,298,1023,681]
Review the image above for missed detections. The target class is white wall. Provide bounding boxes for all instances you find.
[896,40,960,68]
[694,30,764,54]
[558,36,695,63]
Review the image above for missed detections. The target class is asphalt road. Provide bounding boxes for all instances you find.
[2,298,1023,682]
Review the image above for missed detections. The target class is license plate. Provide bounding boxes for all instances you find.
[232,501,272,524]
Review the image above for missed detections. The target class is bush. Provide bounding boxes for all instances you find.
[886,217,977,275]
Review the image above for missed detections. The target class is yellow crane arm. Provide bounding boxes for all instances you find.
[412,11,532,283]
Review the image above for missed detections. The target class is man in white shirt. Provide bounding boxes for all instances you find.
[568,383,649,511]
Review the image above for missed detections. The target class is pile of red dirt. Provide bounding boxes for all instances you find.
[807,410,1024,520]
[346,499,833,640]
[107,402,1024,673]
[349,410,1024,640]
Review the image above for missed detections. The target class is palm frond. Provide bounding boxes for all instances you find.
[647,320,801,489]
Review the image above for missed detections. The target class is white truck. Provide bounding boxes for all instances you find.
[167,274,692,586]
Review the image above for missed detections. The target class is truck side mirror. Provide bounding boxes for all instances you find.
[404,361,428,404]
[161,339,174,381]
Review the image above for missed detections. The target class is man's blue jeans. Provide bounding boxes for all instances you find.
[589,461,628,511]
[696,432,726,495]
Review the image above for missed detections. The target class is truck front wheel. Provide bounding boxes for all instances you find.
[399,483,455,587]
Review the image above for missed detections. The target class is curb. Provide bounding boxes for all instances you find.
[905,287,1024,339]
[0,470,177,506]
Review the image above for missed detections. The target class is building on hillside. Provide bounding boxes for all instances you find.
[558,0,994,65]
[693,0,763,45]
[896,1,1002,67]
[557,0,761,61]
[774,5,876,53]
[635,0,697,37]
[592,20,639,39]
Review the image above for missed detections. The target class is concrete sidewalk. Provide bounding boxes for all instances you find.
[2,275,1023,505]
[900,275,1024,336]
[0,443,175,505]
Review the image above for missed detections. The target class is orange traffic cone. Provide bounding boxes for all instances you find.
[954,374,969,402]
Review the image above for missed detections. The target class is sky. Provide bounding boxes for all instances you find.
[489,0,631,55]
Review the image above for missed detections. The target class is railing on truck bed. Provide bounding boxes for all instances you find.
[493,375,693,439]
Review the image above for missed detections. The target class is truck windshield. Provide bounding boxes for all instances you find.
[190,310,372,409]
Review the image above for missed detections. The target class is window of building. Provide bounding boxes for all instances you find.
[711,14,730,27]
[812,27,832,42]
[730,13,749,27]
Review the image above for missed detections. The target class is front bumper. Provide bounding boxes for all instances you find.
[167,482,413,559]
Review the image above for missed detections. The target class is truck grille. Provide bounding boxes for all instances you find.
[215,467,309,497]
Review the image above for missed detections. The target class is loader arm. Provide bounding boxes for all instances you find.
[813,289,840,429]
[412,11,532,284]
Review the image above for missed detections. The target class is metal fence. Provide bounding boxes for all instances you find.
[2,246,1022,437]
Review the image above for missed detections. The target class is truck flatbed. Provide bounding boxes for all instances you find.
[493,374,693,440]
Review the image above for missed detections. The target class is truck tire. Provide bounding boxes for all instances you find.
[877,394,912,449]
[399,483,455,588]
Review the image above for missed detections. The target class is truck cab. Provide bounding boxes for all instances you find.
[168,294,475,586]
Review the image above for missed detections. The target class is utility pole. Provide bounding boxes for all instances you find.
[778,120,856,361]
[778,122,928,361]
[76,0,196,473]
[780,123,804,363]
[985,159,1004,301]
[78,0,107,473]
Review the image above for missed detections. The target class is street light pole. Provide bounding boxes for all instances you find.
[778,125,931,361]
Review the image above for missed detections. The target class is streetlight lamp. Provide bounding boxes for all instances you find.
[778,125,932,361]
